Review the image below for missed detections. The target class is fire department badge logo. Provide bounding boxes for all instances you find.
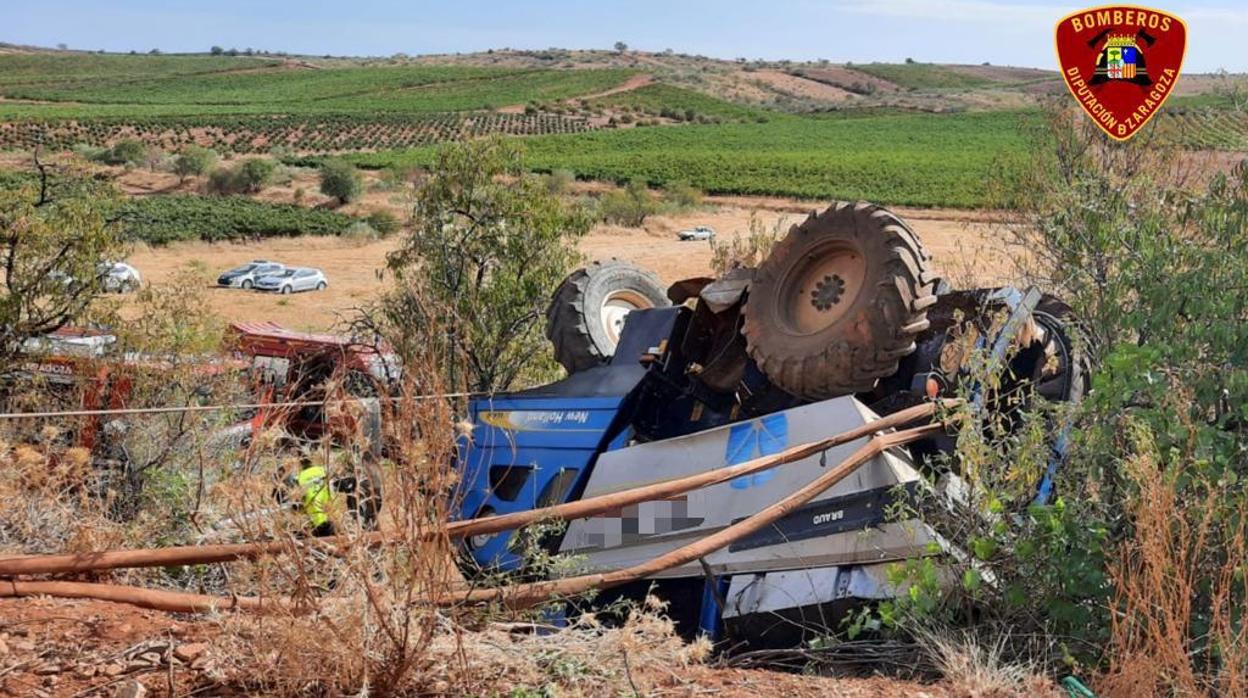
[1055,5,1186,140]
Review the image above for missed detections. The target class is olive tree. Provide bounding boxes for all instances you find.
[172,145,218,183]
[0,160,126,368]
[236,157,276,193]
[380,136,590,392]
[319,159,363,205]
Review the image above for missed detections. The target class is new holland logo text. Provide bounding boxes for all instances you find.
[1055,5,1186,140]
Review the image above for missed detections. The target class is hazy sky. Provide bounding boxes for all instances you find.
[6,0,1247,72]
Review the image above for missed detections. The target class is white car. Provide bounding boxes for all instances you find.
[678,226,716,241]
[48,262,140,293]
[217,260,286,289]
[253,267,328,294]
[99,261,141,293]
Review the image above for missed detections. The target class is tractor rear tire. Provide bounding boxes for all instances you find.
[742,202,939,399]
[546,259,670,374]
[1029,295,1091,404]
[349,459,384,531]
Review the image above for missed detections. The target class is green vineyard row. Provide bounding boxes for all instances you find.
[0,112,598,154]
[349,109,1041,208]
[119,195,357,244]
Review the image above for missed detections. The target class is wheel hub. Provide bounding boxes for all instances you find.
[810,274,845,311]
[600,290,654,344]
[775,242,867,335]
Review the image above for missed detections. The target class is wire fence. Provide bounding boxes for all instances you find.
[0,391,481,420]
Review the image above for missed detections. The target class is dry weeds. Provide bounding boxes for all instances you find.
[919,629,1057,698]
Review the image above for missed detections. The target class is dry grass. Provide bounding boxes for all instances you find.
[918,629,1057,698]
[1097,420,1248,698]
[0,437,125,554]
[214,598,708,696]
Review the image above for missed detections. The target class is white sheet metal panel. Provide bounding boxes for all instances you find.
[721,562,899,619]
[558,396,939,578]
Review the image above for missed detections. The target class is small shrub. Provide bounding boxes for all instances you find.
[365,210,401,236]
[95,138,149,167]
[172,146,218,183]
[662,181,702,210]
[598,180,654,227]
[543,169,575,196]
[320,159,363,205]
[205,158,276,195]
[71,143,107,162]
[344,220,380,245]
[206,166,242,195]
[236,158,276,193]
[710,213,782,273]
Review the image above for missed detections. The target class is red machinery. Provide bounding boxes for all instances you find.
[223,322,398,450]
[9,322,397,453]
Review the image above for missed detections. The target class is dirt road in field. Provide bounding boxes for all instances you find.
[123,198,1015,332]
[1,597,989,696]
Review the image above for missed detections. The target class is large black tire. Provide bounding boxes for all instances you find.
[546,260,670,373]
[1026,295,1091,405]
[742,202,939,399]
[347,459,384,531]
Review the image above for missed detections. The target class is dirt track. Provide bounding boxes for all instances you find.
[124,199,1014,332]
[0,598,977,697]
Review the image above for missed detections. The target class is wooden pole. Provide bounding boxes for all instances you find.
[0,401,953,578]
[0,423,940,613]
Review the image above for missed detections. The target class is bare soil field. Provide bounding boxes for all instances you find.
[122,199,1011,331]
[795,66,901,94]
[0,598,995,697]
[749,70,861,102]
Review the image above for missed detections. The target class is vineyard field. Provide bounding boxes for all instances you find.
[846,63,997,90]
[1154,108,1248,150]
[119,195,357,244]
[350,110,1039,208]
[0,53,634,117]
[0,53,280,86]
[0,159,358,244]
[2,64,517,105]
[0,112,596,154]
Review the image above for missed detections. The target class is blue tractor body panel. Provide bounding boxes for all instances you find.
[457,393,628,571]
[454,307,687,571]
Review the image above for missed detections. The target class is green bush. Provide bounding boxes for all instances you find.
[878,107,1248,688]
[95,138,149,166]
[598,178,654,226]
[205,157,276,195]
[172,145,218,182]
[662,180,702,210]
[236,157,276,192]
[319,158,362,205]
[71,143,107,162]
[381,136,591,392]
[543,168,575,195]
[206,166,241,195]
[344,220,379,244]
[365,209,401,236]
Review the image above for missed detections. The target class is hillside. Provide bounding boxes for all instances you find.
[0,48,1244,205]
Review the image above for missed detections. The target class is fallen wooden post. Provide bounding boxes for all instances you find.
[0,401,954,578]
[0,422,942,613]
[440,422,943,609]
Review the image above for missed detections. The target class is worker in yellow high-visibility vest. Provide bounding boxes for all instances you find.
[294,463,335,537]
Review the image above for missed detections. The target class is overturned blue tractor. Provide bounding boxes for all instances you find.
[453,202,1086,647]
